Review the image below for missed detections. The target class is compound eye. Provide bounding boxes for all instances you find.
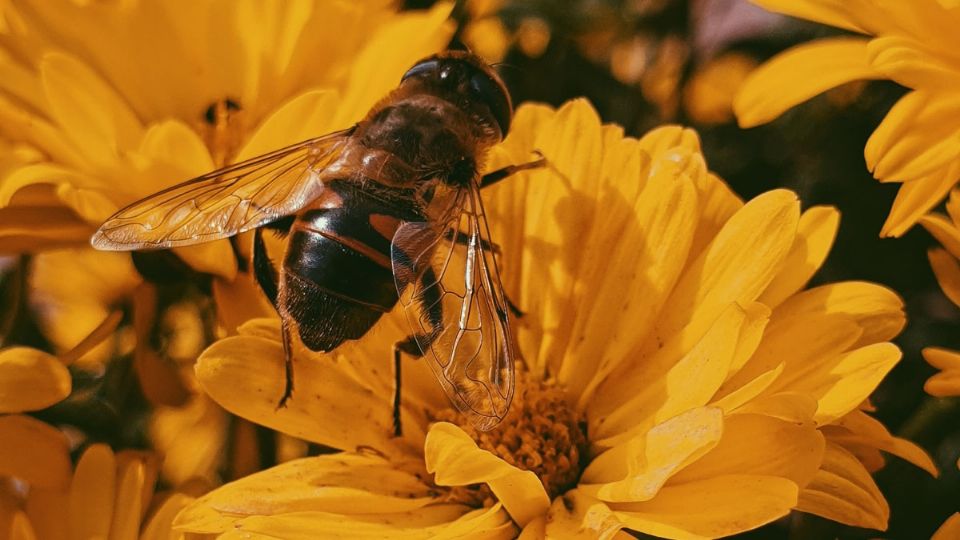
[401,59,439,82]
[469,72,512,136]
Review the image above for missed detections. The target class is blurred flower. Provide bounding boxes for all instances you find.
[915,188,960,396]
[0,442,189,540]
[683,52,758,125]
[734,0,960,237]
[459,0,551,63]
[177,100,932,538]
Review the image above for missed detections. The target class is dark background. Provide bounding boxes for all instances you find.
[430,0,960,537]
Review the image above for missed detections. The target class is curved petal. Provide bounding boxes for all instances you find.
[668,414,824,490]
[933,513,960,540]
[175,453,439,534]
[0,347,70,413]
[881,162,960,238]
[424,422,550,527]
[865,92,960,182]
[796,442,889,531]
[194,323,427,454]
[928,248,960,307]
[611,474,799,540]
[772,281,905,347]
[0,415,71,490]
[921,212,960,260]
[759,206,840,308]
[868,36,960,93]
[40,51,143,166]
[748,1,867,33]
[823,410,937,476]
[581,408,723,503]
[68,444,117,539]
[655,189,798,347]
[214,504,515,540]
[923,347,960,396]
[735,38,878,128]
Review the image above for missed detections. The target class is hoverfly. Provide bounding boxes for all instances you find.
[91,51,543,433]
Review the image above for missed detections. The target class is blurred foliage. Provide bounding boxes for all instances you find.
[441,0,960,537]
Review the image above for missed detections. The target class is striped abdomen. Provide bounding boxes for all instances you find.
[279,180,408,352]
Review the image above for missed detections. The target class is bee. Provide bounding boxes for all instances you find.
[91,51,543,432]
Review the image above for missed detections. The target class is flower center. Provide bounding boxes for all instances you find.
[434,369,588,504]
[199,98,245,167]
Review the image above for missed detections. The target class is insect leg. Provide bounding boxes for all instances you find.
[252,228,279,306]
[277,316,295,409]
[479,152,546,189]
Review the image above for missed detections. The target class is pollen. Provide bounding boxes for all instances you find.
[435,369,588,505]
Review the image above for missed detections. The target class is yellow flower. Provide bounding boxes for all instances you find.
[177,99,934,538]
[0,0,454,276]
[733,0,960,237]
[1,442,190,540]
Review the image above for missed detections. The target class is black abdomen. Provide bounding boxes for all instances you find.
[280,181,408,352]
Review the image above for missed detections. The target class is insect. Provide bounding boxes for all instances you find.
[91,50,544,433]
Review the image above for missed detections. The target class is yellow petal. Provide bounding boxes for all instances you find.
[929,248,960,307]
[797,343,901,424]
[923,347,960,396]
[68,444,117,540]
[543,491,623,540]
[194,330,415,454]
[796,442,888,530]
[40,51,143,165]
[0,164,100,208]
[759,206,840,307]
[172,243,237,281]
[424,422,550,527]
[0,415,71,490]
[881,163,960,238]
[24,487,68,540]
[140,493,193,540]
[710,364,784,414]
[868,36,960,93]
[612,474,798,540]
[0,347,70,412]
[669,414,824,489]
[933,513,960,540]
[735,38,878,128]
[732,392,818,424]
[568,156,699,403]
[175,453,438,534]
[823,410,937,476]
[109,456,146,540]
[581,408,723,503]
[216,504,515,540]
[865,92,960,181]
[0,206,93,253]
[772,281,905,347]
[334,3,454,127]
[687,173,744,261]
[150,394,227,485]
[656,189,799,347]
[591,304,743,444]
[235,90,342,162]
[921,213,960,260]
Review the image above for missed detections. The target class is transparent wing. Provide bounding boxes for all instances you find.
[391,185,516,431]
[91,129,352,250]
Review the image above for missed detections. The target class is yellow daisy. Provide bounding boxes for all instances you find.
[733,0,960,237]
[0,0,454,275]
[176,99,934,538]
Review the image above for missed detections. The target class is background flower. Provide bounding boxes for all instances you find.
[179,100,933,539]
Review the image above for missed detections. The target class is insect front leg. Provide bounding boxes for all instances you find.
[479,152,546,189]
